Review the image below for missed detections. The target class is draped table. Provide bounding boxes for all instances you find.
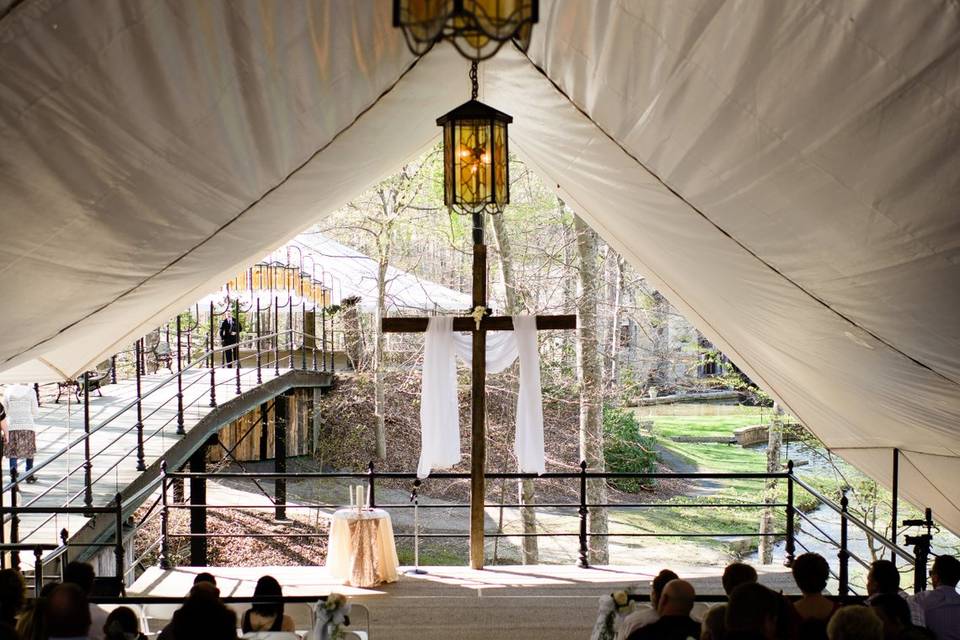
[325,508,400,587]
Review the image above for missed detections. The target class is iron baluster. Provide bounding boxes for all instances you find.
[256,299,262,384]
[114,493,125,586]
[9,464,19,571]
[368,461,376,508]
[235,299,241,395]
[839,490,850,596]
[159,461,170,569]
[176,315,185,435]
[83,372,93,512]
[208,301,216,407]
[785,460,795,566]
[274,298,280,377]
[578,460,588,568]
[135,339,146,471]
[288,297,294,369]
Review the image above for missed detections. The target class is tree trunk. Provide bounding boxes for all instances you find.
[648,291,670,389]
[341,297,364,370]
[372,191,396,461]
[490,212,539,565]
[759,403,784,564]
[603,251,624,391]
[561,201,578,373]
[575,214,609,565]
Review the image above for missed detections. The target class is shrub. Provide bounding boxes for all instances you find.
[603,405,658,493]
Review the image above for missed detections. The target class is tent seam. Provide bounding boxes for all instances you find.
[513,44,960,390]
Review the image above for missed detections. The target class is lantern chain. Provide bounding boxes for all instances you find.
[470,60,478,100]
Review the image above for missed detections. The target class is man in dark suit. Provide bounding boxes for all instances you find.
[219,314,240,367]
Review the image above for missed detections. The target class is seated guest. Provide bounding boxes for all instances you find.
[47,583,93,640]
[17,582,59,640]
[0,569,26,628]
[791,552,839,639]
[104,606,146,640]
[617,569,679,639]
[725,583,781,640]
[827,605,883,640]
[193,572,218,588]
[908,554,960,640]
[241,575,295,633]
[64,561,109,640]
[702,562,758,640]
[627,579,701,640]
[869,594,934,640]
[867,560,924,626]
[166,582,237,640]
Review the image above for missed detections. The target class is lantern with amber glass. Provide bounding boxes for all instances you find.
[393,0,538,61]
[437,97,512,215]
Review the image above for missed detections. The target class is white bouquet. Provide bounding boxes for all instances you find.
[311,593,351,640]
[590,588,636,640]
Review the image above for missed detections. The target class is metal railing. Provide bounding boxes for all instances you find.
[1,324,336,575]
[151,461,925,596]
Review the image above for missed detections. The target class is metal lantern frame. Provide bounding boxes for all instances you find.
[393,0,538,62]
[436,62,513,216]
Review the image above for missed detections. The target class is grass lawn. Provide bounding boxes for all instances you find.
[647,413,768,439]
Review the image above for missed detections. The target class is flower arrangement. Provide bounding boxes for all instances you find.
[312,593,351,640]
[590,588,637,640]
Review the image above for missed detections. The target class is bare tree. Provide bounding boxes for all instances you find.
[574,208,609,564]
[759,403,784,563]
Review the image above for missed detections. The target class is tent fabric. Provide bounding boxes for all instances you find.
[0,1,958,533]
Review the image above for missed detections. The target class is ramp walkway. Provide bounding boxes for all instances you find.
[1,332,334,575]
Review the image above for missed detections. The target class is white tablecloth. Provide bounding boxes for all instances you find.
[325,508,399,587]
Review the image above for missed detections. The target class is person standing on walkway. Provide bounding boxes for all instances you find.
[2,383,39,483]
[219,314,240,368]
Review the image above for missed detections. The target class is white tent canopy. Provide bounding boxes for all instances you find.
[0,2,958,532]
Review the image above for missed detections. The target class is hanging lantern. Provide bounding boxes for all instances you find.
[300,274,312,299]
[394,0,538,61]
[436,63,512,216]
[252,264,267,291]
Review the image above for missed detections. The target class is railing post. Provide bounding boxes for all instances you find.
[785,460,796,567]
[176,315,185,435]
[189,445,209,567]
[235,300,241,395]
[114,492,125,587]
[891,448,899,564]
[0,435,5,569]
[368,461,376,508]
[312,307,318,371]
[274,299,280,377]
[135,339,146,471]
[256,299,263,385]
[110,357,117,384]
[578,460,589,568]
[301,301,308,370]
[321,306,328,372]
[288,301,294,369]
[209,302,217,407]
[274,393,287,520]
[838,489,850,596]
[83,372,94,512]
[10,465,19,571]
[159,461,170,569]
[32,546,43,595]
[60,528,69,578]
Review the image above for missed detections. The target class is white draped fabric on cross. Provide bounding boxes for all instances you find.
[418,315,545,478]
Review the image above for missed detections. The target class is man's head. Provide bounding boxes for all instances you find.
[63,561,96,595]
[194,573,218,587]
[791,552,829,595]
[727,582,781,640]
[649,569,679,607]
[722,562,758,596]
[931,554,960,588]
[47,583,91,639]
[189,581,221,600]
[657,579,696,617]
[867,560,900,596]
[826,605,883,640]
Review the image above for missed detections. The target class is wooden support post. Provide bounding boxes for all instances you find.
[83,373,93,512]
[176,315,185,435]
[470,212,487,570]
[275,394,287,520]
[891,448,899,564]
[189,444,208,566]
[135,339,146,471]
[259,402,270,461]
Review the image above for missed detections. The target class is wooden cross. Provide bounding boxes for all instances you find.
[382,213,576,569]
